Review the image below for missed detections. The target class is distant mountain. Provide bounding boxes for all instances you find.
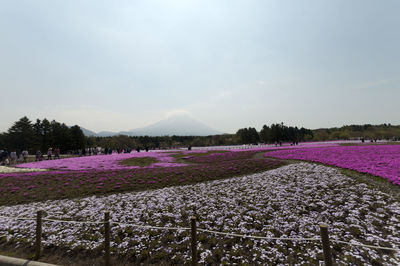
[127,115,221,136]
[97,131,118,137]
[80,127,97,136]
[80,115,221,137]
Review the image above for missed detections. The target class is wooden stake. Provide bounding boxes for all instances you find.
[104,212,111,266]
[34,210,42,260]
[319,223,333,266]
[190,216,198,266]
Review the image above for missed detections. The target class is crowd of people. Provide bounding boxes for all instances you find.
[0,149,29,166]
[0,147,63,166]
[72,146,152,156]
[33,147,61,161]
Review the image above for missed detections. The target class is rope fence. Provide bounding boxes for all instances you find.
[330,239,400,252]
[0,211,399,265]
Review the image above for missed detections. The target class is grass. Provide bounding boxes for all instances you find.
[118,156,159,167]
[169,150,228,163]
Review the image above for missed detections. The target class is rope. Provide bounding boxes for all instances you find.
[111,221,190,231]
[43,218,102,225]
[1,214,399,252]
[331,240,400,252]
[197,228,320,241]
[0,215,101,225]
[0,215,35,221]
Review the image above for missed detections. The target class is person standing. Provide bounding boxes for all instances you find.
[22,149,29,163]
[54,148,60,159]
[47,147,52,160]
[17,154,24,163]
[35,150,40,161]
[3,149,9,165]
[10,151,17,165]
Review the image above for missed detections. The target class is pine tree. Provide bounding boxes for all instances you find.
[7,116,35,153]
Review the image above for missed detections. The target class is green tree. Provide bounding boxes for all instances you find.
[248,127,260,143]
[7,116,35,153]
[0,133,7,149]
[41,119,52,151]
[49,121,72,152]
[236,127,259,144]
[259,125,271,143]
[236,128,249,144]
[32,119,43,151]
[70,125,86,150]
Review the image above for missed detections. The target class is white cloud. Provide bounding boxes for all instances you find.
[164,109,191,118]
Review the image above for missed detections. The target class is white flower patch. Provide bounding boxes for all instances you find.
[0,163,399,264]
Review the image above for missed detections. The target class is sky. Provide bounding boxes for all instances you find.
[1,0,399,134]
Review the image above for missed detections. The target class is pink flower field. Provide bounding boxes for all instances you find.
[16,152,187,171]
[266,144,400,185]
[12,141,360,171]
[0,149,283,206]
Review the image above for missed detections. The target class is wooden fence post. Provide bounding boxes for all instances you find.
[190,216,198,266]
[319,223,333,266]
[34,210,42,260]
[104,212,111,266]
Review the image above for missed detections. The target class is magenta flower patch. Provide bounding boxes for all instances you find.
[16,152,187,171]
[266,145,400,185]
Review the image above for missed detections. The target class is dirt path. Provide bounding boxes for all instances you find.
[0,166,48,173]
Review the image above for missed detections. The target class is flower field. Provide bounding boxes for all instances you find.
[16,152,188,171]
[1,163,399,265]
[0,150,283,206]
[266,145,400,185]
[1,143,400,264]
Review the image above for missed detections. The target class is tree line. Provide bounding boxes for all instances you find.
[1,117,399,154]
[236,123,313,144]
[312,123,400,141]
[0,117,85,154]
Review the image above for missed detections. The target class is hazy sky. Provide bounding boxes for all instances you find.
[1,0,399,133]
